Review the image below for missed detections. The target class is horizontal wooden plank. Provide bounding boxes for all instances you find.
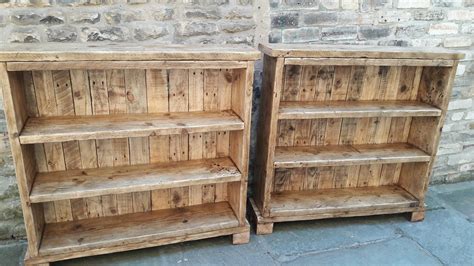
[284,58,454,67]
[7,61,248,71]
[39,202,239,256]
[270,185,419,217]
[20,111,244,144]
[278,101,442,119]
[259,44,464,60]
[30,157,240,203]
[274,143,430,168]
[0,43,260,62]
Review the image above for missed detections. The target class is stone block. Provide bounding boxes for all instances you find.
[69,12,100,24]
[185,9,221,19]
[447,10,473,21]
[10,12,41,25]
[46,26,77,42]
[224,8,253,19]
[82,27,128,42]
[432,0,463,7]
[358,25,392,40]
[413,10,445,21]
[282,0,319,7]
[378,10,411,23]
[321,26,357,41]
[303,12,337,25]
[133,25,168,41]
[178,22,218,37]
[320,0,339,10]
[271,12,299,29]
[39,13,64,25]
[282,27,319,43]
[104,10,141,25]
[444,37,472,48]
[448,99,472,111]
[341,0,358,10]
[397,0,430,8]
[438,143,463,155]
[220,21,255,33]
[153,9,174,21]
[8,28,41,43]
[429,23,459,35]
[269,29,282,43]
[395,24,428,38]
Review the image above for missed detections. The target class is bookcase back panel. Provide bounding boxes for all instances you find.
[280,65,422,102]
[272,164,402,192]
[277,117,411,147]
[21,68,244,224]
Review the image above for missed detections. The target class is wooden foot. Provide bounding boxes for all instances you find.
[256,222,273,235]
[410,211,425,222]
[232,231,250,245]
[25,261,50,266]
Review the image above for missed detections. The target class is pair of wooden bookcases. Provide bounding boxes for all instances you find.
[0,43,463,265]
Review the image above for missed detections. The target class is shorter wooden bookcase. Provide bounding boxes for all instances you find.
[250,44,463,235]
[0,43,259,265]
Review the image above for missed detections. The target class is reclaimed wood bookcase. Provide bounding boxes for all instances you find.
[250,44,464,234]
[0,43,259,265]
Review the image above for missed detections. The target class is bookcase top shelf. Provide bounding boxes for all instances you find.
[0,43,260,62]
[259,43,465,60]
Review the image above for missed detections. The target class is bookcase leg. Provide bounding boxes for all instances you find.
[256,222,274,235]
[25,260,50,266]
[410,211,425,222]
[232,230,250,245]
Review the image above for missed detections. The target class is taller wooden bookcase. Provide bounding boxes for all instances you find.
[251,44,463,234]
[0,43,259,265]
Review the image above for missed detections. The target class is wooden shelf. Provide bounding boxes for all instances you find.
[39,202,239,256]
[274,143,430,168]
[278,101,441,120]
[19,111,244,144]
[30,157,240,203]
[269,185,419,217]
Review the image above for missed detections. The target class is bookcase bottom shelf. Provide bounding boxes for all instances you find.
[250,185,422,230]
[28,202,248,265]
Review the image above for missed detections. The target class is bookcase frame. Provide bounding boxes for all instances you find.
[0,43,259,265]
[251,44,464,235]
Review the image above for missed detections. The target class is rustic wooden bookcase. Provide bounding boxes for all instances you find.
[0,43,259,265]
[250,44,463,234]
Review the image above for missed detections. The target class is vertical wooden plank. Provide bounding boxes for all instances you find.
[317,166,335,189]
[346,66,366,101]
[277,120,296,146]
[1,67,43,255]
[293,120,312,146]
[333,166,350,188]
[125,69,151,213]
[254,57,283,216]
[338,118,357,145]
[281,65,301,101]
[359,66,380,100]
[290,168,306,191]
[380,66,401,100]
[397,66,417,100]
[310,119,327,145]
[314,66,335,101]
[203,69,219,111]
[188,69,204,111]
[299,65,318,101]
[273,169,291,192]
[305,167,320,190]
[218,69,233,110]
[216,131,230,157]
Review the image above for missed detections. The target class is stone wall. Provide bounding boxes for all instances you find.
[0,0,472,240]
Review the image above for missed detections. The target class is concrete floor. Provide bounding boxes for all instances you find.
[1,181,473,266]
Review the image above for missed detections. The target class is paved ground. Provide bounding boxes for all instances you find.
[1,181,473,266]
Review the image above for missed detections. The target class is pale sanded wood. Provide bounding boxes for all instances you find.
[20,111,244,144]
[30,157,241,203]
[259,43,464,60]
[274,143,430,168]
[279,101,441,119]
[270,185,418,217]
[39,202,239,256]
[284,58,455,67]
[7,61,248,71]
[0,43,260,61]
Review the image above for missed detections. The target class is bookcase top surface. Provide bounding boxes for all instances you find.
[259,43,465,60]
[0,43,261,62]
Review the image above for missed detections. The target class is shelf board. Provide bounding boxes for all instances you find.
[39,202,239,256]
[270,185,419,217]
[19,110,244,144]
[278,101,441,120]
[30,157,240,203]
[274,143,431,168]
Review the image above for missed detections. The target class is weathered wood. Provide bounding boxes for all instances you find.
[20,111,244,144]
[0,43,260,61]
[274,143,430,168]
[270,185,419,217]
[39,202,239,256]
[279,101,441,119]
[284,58,455,67]
[260,43,464,60]
[30,157,241,203]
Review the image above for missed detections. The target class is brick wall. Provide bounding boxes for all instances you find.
[0,0,472,240]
